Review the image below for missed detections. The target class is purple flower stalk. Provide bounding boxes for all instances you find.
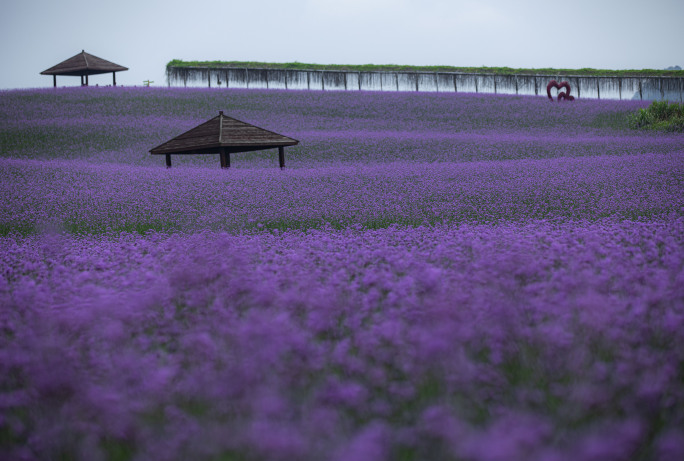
[0,87,683,460]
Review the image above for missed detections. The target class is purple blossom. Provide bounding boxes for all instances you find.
[1,86,683,459]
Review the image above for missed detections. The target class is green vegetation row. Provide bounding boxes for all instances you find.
[167,60,684,77]
[629,100,684,132]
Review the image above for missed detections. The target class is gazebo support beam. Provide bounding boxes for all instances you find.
[220,148,230,169]
[279,146,285,169]
[86,74,89,86]
[165,154,172,168]
[113,72,116,86]
[53,75,56,88]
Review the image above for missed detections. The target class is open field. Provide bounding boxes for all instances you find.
[1,87,683,460]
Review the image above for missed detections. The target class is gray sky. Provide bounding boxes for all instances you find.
[1,0,682,89]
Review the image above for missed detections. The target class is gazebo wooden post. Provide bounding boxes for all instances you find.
[278,147,285,169]
[53,75,56,87]
[113,72,116,86]
[85,74,89,86]
[220,148,230,169]
[165,154,172,168]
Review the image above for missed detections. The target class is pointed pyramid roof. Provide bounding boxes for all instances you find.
[149,111,299,155]
[41,50,128,76]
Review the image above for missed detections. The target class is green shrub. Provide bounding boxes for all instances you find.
[165,60,684,77]
[629,100,684,132]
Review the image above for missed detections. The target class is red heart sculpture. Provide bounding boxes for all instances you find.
[546,80,575,101]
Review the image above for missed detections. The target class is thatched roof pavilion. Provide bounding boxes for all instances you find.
[41,50,128,87]
[150,111,299,169]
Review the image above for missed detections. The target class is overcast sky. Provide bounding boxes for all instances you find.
[1,0,682,89]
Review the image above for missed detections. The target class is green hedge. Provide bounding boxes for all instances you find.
[166,60,684,77]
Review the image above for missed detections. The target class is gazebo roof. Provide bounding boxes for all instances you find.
[40,50,128,76]
[149,111,299,155]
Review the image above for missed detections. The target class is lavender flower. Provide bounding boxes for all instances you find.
[0,86,682,460]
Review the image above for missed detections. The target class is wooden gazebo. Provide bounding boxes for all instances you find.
[149,111,299,169]
[41,50,128,87]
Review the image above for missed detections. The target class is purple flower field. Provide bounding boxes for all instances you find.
[1,87,683,460]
